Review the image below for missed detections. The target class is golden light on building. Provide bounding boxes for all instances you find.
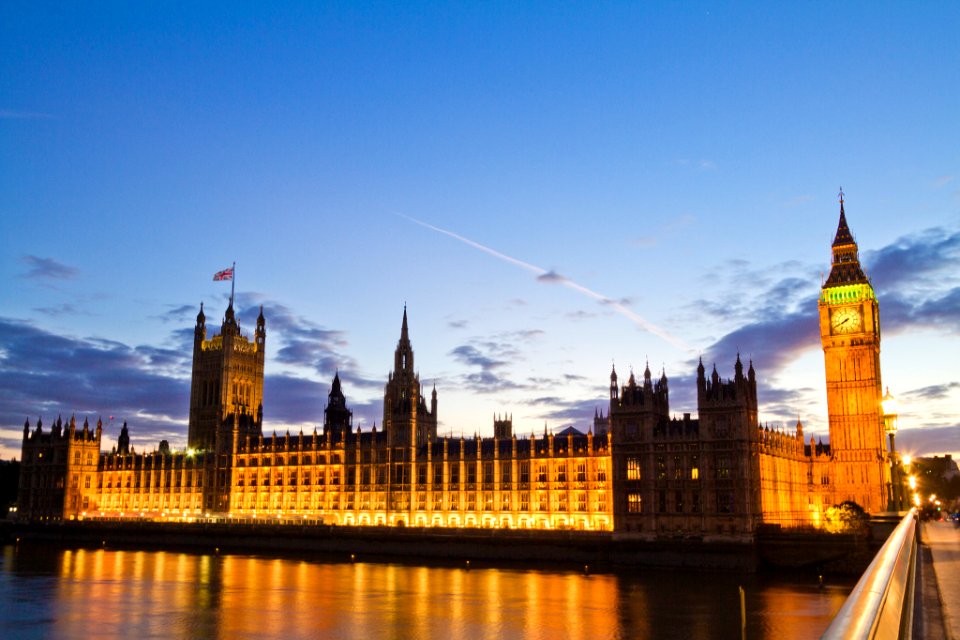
[14,203,905,535]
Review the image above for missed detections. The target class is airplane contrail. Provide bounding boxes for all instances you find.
[400,214,694,353]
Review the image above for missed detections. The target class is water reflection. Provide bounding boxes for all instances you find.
[0,544,850,639]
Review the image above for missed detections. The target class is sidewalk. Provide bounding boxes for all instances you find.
[923,519,960,640]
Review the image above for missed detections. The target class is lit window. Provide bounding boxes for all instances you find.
[716,455,731,479]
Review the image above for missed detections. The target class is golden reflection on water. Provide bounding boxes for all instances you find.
[3,545,848,639]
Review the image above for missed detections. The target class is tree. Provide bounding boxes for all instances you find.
[824,500,869,534]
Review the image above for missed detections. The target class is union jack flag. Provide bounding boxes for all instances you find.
[213,267,234,281]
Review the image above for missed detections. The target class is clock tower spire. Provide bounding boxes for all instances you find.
[818,192,889,513]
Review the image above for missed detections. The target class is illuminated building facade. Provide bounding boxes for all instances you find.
[17,201,890,535]
[817,195,889,512]
[188,301,266,453]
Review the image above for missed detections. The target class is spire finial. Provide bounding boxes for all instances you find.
[838,186,844,206]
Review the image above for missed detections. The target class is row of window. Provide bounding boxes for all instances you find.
[24,449,97,465]
[625,454,736,481]
[236,457,606,477]
[233,461,609,485]
[96,471,204,490]
[95,494,202,511]
[234,492,609,513]
[626,491,736,514]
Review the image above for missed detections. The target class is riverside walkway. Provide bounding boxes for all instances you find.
[924,520,960,639]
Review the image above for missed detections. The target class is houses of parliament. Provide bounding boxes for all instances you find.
[16,202,892,537]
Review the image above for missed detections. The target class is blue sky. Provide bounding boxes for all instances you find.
[2,2,958,459]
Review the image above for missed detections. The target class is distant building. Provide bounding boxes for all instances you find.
[17,199,895,536]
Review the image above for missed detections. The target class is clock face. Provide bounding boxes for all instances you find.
[831,307,862,334]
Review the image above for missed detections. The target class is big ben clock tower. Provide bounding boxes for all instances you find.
[818,191,889,513]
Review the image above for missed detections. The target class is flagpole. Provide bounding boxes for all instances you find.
[230,261,236,307]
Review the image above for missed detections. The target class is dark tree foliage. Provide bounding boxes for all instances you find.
[0,459,21,516]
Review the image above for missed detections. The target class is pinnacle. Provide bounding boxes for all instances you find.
[832,199,855,248]
[400,305,410,342]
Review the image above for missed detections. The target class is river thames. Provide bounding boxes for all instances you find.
[0,543,852,639]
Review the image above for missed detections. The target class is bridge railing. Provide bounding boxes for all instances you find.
[820,508,918,640]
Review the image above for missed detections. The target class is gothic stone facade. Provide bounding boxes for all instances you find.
[17,202,890,536]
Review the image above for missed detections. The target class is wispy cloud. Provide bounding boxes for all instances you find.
[401,214,693,352]
[565,310,598,321]
[674,158,717,171]
[866,227,960,293]
[783,194,814,208]
[862,227,960,333]
[0,317,191,448]
[229,294,383,390]
[450,345,509,371]
[447,329,543,393]
[536,270,565,284]
[629,214,695,250]
[20,255,78,280]
[904,382,960,402]
[154,304,199,323]
[32,303,87,317]
[523,396,606,427]
[933,175,955,188]
[896,425,960,458]
[630,237,657,249]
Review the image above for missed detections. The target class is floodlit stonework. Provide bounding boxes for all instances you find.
[17,201,891,537]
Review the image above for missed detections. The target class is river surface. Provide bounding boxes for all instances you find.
[0,543,852,639]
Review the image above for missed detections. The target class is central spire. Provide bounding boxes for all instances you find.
[394,306,414,374]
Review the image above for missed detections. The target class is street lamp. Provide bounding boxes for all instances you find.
[881,388,900,511]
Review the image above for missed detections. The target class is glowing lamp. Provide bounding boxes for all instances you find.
[881,388,898,435]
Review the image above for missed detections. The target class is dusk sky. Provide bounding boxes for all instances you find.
[2,3,958,460]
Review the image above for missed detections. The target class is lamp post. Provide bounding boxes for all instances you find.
[881,388,900,512]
